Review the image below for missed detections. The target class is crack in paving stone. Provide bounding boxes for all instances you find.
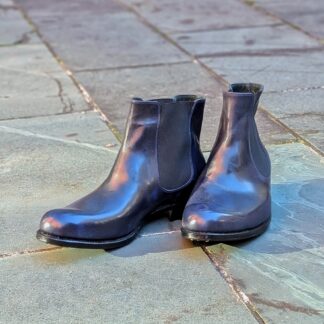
[0,125,118,153]
[202,245,266,324]
[0,30,35,47]
[0,246,62,260]
[247,293,323,316]
[45,73,74,114]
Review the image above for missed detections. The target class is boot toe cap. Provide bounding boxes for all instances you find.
[39,209,81,238]
[182,204,230,233]
[182,203,268,233]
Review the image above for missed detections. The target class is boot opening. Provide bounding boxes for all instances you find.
[229,83,263,95]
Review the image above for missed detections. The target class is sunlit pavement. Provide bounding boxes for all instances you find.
[1,0,323,322]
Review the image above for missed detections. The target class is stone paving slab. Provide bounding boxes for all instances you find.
[173,24,320,57]
[75,62,224,151]
[122,0,280,33]
[262,89,324,152]
[201,52,324,153]
[206,143,324,323]
[0,245,257,324]
[0,43,90,120]
[17,0,189,70]
[0,5,34,46]
[0,110,187,255]
[0,120,117,254]
[0,68,89,119]
[201,50,324,93]
[76,62,296,151]
[0,111,120,149]
[254,0,324,40]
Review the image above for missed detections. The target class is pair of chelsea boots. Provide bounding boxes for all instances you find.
[36,83,271,249]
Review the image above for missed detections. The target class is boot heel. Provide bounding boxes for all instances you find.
[168,184,195,221]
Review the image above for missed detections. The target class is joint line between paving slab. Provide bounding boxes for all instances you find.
[171,22,284,35]
[0,125,119,153]
[116,0,324,157]
[0,109,93,122]
[13,1,123,143]
[0,247,62,260]
[201,246,266,324]
[196,46,324,59]
[241,0,324,44]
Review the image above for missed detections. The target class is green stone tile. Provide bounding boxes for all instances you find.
[0,244,256,323]
[206,143,324,323]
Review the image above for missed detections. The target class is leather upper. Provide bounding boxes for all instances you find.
[40,96,206,240]
[182,84,271,233]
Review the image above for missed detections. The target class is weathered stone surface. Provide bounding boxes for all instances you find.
[0,111,120,149]
[262,89,324,152]
[173,24,320,57]
[0,246,256,323]
[76,62,225,151]
[255,0,324,40]
[76,62,295,151]
[0,125,117,254]
[201,50,324,93]
[0,43,63,72]
[122,0,280,33]
[0,67,89,119]
[0,42,90,120]
[206,143,324,323]
[0,6,33,46]
[17,0,188,70]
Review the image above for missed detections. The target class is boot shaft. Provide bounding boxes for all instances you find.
[209,83,270,180]
[119,95,206,192]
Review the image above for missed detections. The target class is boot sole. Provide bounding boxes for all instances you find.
[35,201,185,249]
[36,227,140,250]
[181,218,271,242]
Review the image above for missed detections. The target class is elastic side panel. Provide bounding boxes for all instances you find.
[157,101,193,191]
[249,119,271,178]
[191,99,205,140]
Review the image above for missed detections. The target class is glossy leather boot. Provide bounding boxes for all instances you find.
[182,83,271,242]
[37,95,206,249]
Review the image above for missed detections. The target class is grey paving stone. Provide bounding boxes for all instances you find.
[0,111,120,149]
[76,62,225,151]
[255,0,324,40]
[17,0,188,70]
[262,88,324,118]
[0,43,64,73]
[0,0,14,6]
[0,111,188,255]
[16,0,124,16]
[173,24,320,57]
[0,245,257,323]
[76,62,295,151]
[262,89,324,152]
[201,50,324,93]
[122,0,280,33]
[206,143,324,323]
[0,68,89,119]
[0,33,89,120]
[0,128,117,254]
[0,6,33,46]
